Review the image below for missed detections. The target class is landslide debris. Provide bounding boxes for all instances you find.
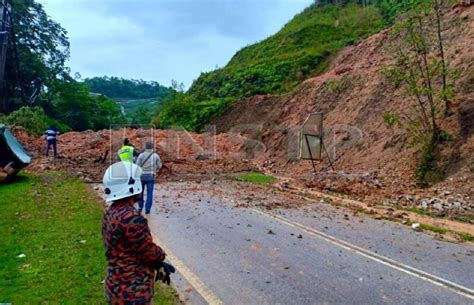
[211,4,474,220]
[15,127,255,181]
[13,5,474,223]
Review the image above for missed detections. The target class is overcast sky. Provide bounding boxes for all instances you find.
[40,0,313,88]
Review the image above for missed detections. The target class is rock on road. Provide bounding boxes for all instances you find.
[142,180,474,305]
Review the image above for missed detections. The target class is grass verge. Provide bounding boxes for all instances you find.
[419,223,449,234]
[406,207,433,217]
[0,172,180,304]
[419,223,474,242]
[456,232,474,242]
[404,219,473,242]
[235,171,277,184]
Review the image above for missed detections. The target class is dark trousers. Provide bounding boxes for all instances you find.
[46,139,57,157]
[139,178,155,213]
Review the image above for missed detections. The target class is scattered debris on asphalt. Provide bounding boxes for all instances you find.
[411,223,422,232]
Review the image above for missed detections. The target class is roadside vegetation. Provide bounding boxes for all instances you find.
[353,207,473,242]
[2,0,430,134]
[0,173,180,304]
[407,220,473,242]
[1,1,125,133]
[406,207,433,217]
[235,172,277,184]
[383,0,456,186]
[153,0,428,131]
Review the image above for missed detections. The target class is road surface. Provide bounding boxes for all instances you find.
[143,180,474,305]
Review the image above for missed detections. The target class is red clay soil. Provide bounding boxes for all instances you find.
[12,5,473,222]
[15,128,255,182]
[212,5,474,219]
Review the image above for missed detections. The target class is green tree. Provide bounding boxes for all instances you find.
[2,0,127,132]
[3,0,69,112]
[49,80,125,131]
[0,106,70,135]
[384,0,454,185]
[130,105,152,125]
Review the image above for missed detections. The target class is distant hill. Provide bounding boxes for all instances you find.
[84,76,173,100]
[84,76,174,123]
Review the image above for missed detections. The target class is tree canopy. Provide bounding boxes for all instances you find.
[3,0,69,111]
[84,76,173,100]
[1,0,126,132]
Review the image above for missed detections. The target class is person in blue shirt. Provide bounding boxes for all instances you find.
[44,126,60,158]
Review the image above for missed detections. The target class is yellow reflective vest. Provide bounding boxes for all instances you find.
[118,145,134,163]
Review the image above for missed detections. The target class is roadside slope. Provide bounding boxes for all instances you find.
[156,3,391,131]
[212,5,474,215]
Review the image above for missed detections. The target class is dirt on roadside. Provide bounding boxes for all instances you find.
[211,5,474,222]
[15,127,256,182]
[12,5,474,224]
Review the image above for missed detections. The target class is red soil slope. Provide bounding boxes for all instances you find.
[212,5,474,217]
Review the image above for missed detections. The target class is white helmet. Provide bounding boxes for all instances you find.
[103,161,143,202]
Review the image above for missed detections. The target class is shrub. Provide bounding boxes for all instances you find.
[327,77,352,94]
[383,113,400,129]
[384,0,454,186]
[0,106,71,136]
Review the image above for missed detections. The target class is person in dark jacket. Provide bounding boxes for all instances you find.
[102,162,171,304]
[44,126,60,157]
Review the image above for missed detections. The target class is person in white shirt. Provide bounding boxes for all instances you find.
[136,142,162,214]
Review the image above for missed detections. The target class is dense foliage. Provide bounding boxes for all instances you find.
[3,0,69,112]
[155,1,422,131]
[152,89,233,131]
[84,76,173,100]
[0,106,70,135]
[83,77,174,125]
[47,80,125,131]
[1,0,126,132]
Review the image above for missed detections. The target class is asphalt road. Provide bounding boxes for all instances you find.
[145,180,474,305]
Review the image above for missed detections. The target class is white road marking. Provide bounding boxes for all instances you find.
[150,228,224,305]
[250,208,474,301]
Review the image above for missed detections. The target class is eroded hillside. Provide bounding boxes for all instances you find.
[15,4,473,222]
[212,4,474,218]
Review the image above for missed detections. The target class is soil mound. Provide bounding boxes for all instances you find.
[212,5,474,218]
